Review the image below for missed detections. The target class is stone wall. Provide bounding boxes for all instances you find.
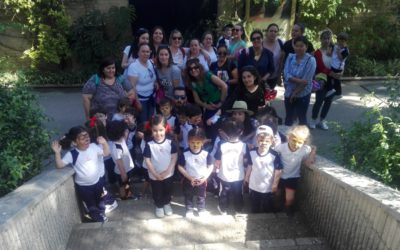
[298,156,400,250]
[0,168,80,250]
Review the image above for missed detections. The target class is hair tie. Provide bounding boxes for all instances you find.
[89,116,97,128]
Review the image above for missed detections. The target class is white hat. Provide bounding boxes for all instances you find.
[256,125,274,136]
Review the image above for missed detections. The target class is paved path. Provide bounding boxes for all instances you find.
[33,81,385,162]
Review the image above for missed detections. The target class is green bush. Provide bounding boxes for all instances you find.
[0,83,51,196]
[336,81,400,188]
[346,57,400,77]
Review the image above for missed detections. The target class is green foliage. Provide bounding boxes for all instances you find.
[2,0,71,68]
[346,57,400,77]
[336,81,400,188]
[69,6,135,70]
[0,83,51,196]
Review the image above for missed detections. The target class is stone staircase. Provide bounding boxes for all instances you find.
[67,183,329,249]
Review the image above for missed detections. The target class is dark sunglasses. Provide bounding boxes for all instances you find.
[218,51,227,56]
[174,95,186,100]
[251,36,262,42]
[172,36,182,40]
[189,66,200,71]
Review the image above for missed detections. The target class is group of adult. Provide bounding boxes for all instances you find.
[82,23,341,131]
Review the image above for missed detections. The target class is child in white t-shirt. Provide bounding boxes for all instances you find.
[214,118,249,215]
[245,125,282,213]
[274,125,316,215]
[107,120,136,200]
[51,126,110,222]
[178,128,213,218]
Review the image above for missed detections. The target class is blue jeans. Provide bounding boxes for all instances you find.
[284,93,311,126]
[138,98,155,125]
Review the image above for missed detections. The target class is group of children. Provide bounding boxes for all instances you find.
[52,91,316,222]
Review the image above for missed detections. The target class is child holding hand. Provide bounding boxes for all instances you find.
[178,128,213,218]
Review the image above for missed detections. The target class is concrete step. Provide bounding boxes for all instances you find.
[67,213,327,249]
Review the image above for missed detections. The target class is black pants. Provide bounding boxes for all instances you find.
[250,189,273,213]
[150,176,173,208]
[75,178,105,222]
[284,93,311,126]
[183,179,207,211]
[312,81,334,120]
[219,179,244,212]
[331,68,343,95]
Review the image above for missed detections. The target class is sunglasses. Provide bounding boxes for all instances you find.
[218,51,227,56]
[189,66,200,71]
[172,36,182,40]
[174,95,186,100]
[251,36,262,42]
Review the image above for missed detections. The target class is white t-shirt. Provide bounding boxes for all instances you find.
[172,47,188,70]
[62,143,104,186]
[214,140,249,182]
[110,140,135,174]
[274,142,311,179]
[123,45,137,76]
[143,138,178,180]
[127,60,156,99]
[178,149,212,179]
[205,47,218,64]
[180,122,196,149]
[248,149,282,193]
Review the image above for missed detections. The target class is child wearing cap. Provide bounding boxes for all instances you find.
[244,125,283,213]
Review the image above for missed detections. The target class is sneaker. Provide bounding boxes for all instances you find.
[217,205,227,216]
[105,200,118,214]
[318,120,329,130]
[198,210,210,217]
[163,204,173,216]
[325,89,336,98]
[185,210,195,218]
[155,207,165,218]
[309,119,317,129]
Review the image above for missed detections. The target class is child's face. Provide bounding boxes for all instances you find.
[95,113,107,126]
[257,134,272,151]
[188,137,204,153]
[152,123,166,142]
[160,104,172,117]
[337,39,347,47]
[224,28,232,38]
[74,132,90,150]
[124,113,136,127]
[288,134,306,152]
[232,111,245,123]
[177,114,187,125]
[189,114,202,125]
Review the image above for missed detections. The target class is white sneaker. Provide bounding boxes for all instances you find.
[155,207,165,218]
[105,200,118,214]
[185,210,195,218]
[163,204,173,216]
[318,120,329,130]
[198,210,210,217]
[309,119,317,129]
[325,89,336,98]
[217,205,227,216]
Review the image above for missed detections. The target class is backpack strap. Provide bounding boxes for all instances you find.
[70,149,79,166]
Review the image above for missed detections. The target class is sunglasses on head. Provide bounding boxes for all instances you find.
[251,36,262,42]
[172,36,182,40]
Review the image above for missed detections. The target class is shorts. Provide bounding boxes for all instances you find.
[279,177,300,191]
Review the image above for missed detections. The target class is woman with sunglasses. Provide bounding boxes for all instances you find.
[155,46,181,99]
[127,43,157,124]
[228,24,247,65]
[169,29,187,70]
[263,23,284,89]
[238,30,274,90]
[210,44,238,97]
[185,58,227,121]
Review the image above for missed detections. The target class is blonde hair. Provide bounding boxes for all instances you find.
[288,125,310,142]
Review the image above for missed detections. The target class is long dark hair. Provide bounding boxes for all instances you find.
[239,65,262,89]
[98,57,116,78]
[128,27,150,59]
[156,45,174,68]
[185,58,205,83]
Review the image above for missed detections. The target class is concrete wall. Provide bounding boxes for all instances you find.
[298,156,400,250]
[0,168,80,250]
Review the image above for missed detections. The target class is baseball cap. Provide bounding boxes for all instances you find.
[256,125,274,136]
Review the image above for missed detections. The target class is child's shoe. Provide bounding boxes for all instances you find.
[185,210,195,218]
[163,204,173,216]
[105,200,118,214]
[155,207,165,218]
